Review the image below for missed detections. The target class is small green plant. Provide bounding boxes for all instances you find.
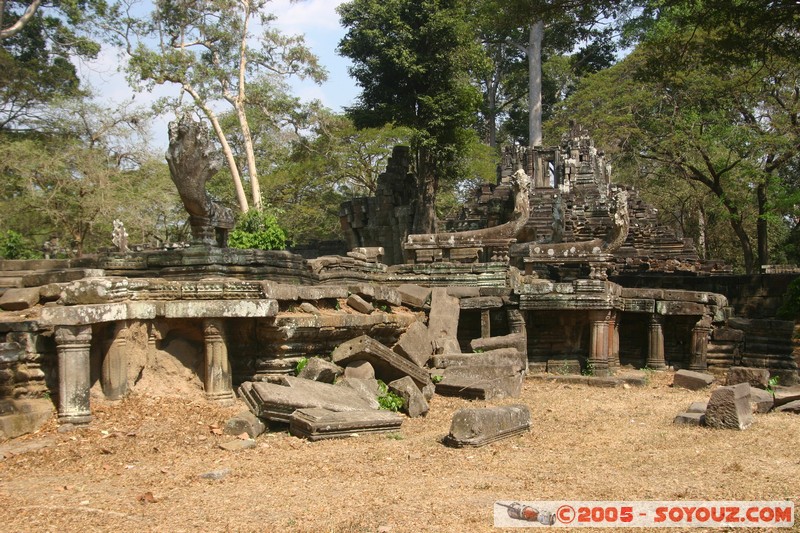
[642,366,655,385]
[582,360,594,376]
[431,374,443,384]
[376,379,405,412]
[379,304,391,313]
[766,375,780,397]
[294,357,309,375]
[385,432,404,440]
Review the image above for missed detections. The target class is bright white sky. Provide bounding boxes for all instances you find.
[77,0,358,148]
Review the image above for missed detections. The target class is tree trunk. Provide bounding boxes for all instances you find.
[757,180,769,268]
[183,86,250,213]
[412,148,437,234]
[697,204,707,260]
[235,103,262,210]
[527,20,544,148]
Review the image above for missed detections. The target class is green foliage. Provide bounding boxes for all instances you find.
[777,278,800,320]
[0,230,39,259]
[294,357,309,376]
[228,209,287,251]
[431,375,443,384]
[376,380,405,412]
[766,375,780,397]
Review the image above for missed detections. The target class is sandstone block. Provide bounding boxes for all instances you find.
[224,410,267,438]
[0,287,41,311]
[774,399,800,413]
[388,376,428,418]
[443,405,530,448]
[344,360,375,380]
[336,377,381,405]
[749,387,774,414]
[673,369,715,391]
[673,412,705,426]
[393,321,433,367]
[289,408,403,441]
[705,383,754,430]
[347,294,374,314]
[332,335,431,391]
[436,365,524,400]
[397,284,431,308]
[726,366,770,389]
[297,357,343,384]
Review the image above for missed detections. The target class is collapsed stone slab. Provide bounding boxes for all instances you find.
[0,288,41,311]
[673,412,705,426]
[470,332,526,355]
[726,366,770,389]
[705,383,754,430]
[296,357,343,384]
[239,376,377,423]
[443,405,530,448]
[331,335,431,391]
[436,364,524,400]
[388,376,428,418]
[224,410,267,439]
[393,321,433,367]
[673,369,715,391]
[396,284,431,308]
[431,348,525,371]
[289,407,403,441]
[427,288,460,354]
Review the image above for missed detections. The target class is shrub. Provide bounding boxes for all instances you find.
[0,230,40,259]
[777,277,800,320]
[228,209,286,251]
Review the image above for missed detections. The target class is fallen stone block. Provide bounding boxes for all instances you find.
[347,283,400,306]
[673,412,705,426]
[297,357,343,384]
[427,288,460,354]
[344,360,375,380]
[219,439,257,451]
[224,410,267,439]
[393,321,433,367]
[436,365,524,400]
[726,367,770,389]
[774,399,800,414]
[749,387,774,414]
[0,287,41,311]
[397,284,431,308]
[388,376,428,418]
[0,398,53,440]
[336,377,381,406]
[687,401,707,413]
[773,385,800,408]
[347,294,374,314]
[238,377,377,423]
[705,383,754,430]
[443,405,530,448]
[289,408,403,441]
[298,302,321,315]
[673,369,715,391]
[432,348,525,371]
[332,335,431,391]
[470,332,526,354]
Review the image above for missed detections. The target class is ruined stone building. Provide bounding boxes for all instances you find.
[0,118,796,437]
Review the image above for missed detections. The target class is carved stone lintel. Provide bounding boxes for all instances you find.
[55,325,93,424]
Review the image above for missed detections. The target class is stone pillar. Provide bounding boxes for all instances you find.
[689,316,712,372]
[589,311,611,377]
[101,321,128,401]
[609,312,620,370]
[203,319,234,403]
[480,309,491,339]
[55,325,93,424]
[647,314,667,370]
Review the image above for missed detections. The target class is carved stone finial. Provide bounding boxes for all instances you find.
[165,114,234,247]
[111,219,129,253]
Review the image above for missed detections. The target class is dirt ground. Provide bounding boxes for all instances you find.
[0,372,798,533]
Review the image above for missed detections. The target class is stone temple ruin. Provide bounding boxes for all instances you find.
[0,117,798,441]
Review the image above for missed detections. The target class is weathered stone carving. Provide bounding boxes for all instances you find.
[166,114,234,247]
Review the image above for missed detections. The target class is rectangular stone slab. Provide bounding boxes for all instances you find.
[238,379,376,423]
[443,405,530,448]
[289,408,403,441]
[436,365,524,400]
[331,335,431,390]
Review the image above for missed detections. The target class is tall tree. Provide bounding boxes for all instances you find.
[338,0,483,233]
[479,0,629,147]
[106,0,326,212]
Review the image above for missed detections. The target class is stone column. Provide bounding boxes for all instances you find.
[55,325,93,424]
[101,321,128,401]
[589,310,611,377]
[609,312,620,371]
[203,318,234,403]
[480,309,491,339]
[689,316,712,372]
[647,314,667,370]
